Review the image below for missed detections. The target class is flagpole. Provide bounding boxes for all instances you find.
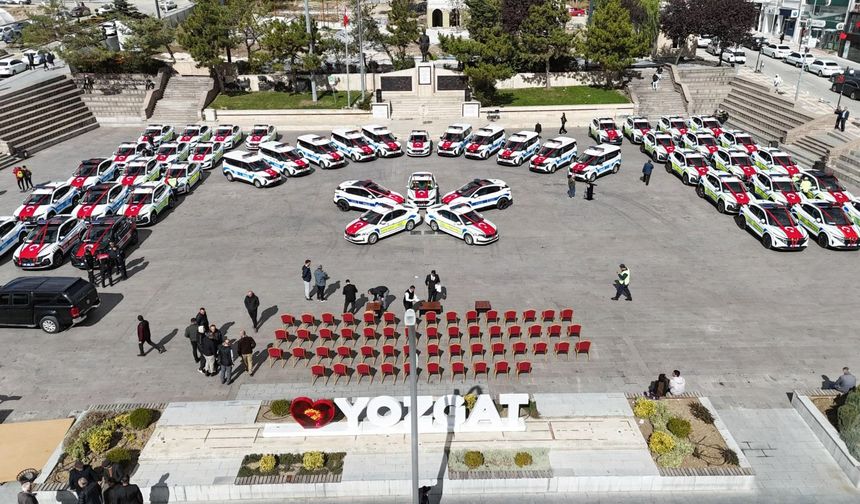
[345,12,351,108]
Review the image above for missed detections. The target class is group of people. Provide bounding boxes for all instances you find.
[566,174,596,200]
[17,459,145,504]
[183,307,257,384]
[84,243,128,288]
[647,370,686,399]
[12,165,33,192]
[24,51,55,72]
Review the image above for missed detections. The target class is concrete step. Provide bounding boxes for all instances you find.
[0,75,68,109]
[0,153,19,170]
[781,143,820,167]
[0,89,85,133]
[10,107,95,147]
[23,121,100,155]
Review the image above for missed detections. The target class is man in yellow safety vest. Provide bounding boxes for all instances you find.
[612,264,632,301]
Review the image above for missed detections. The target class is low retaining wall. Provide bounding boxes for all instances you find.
[792,390,860,487]
[487,103,636,129]
[203,108,374,129]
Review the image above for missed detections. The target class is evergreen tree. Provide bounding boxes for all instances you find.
[518,0,575,88]
[500,0,543,34]
[177,0,235,86]
[127,17,176,61]
[386,0,419,69]
[583,0,639,88]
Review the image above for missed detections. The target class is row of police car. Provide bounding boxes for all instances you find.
[621,113,860,251]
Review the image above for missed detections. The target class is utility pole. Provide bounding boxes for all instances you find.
[357,0,366,100]
[404,309,419,504]
[154,0,161,19]
[795,46,810,102]
[345,11,351,107]
[304,0,318,102]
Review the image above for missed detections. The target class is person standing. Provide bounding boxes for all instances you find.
[302,259,312,301]
[13,166,25,192]
[567,173,576,198]
[773,74,782,93]
[184,317,200,364]
[779,32,785,44]
[244,290,259,331]
[559,113,567,134]
[109,242,127,280]
[585,180,595,200]
[46,52,55,69]
[669,370,686,395]
[217,339,235,385]
[98,251,113,287]
[839,107,850,132]
[25,51,34,71]
[136,315,165,355]
[195,307,209,335]
[534,122,542,138]
[403,285,420,310]
[611,264,632,301]
[642,159,654,186]
[314,264,329,302]
[342,279,358,314]
[18,481,38,504]
[114,475,144,504]
[835,106,844,130]
[651,72,659,91]
[200,331,218,376]
[237,330,256,376]
[68,461,99,492]
[424,270,441,302]
[76,478,102,504]
[84,249,97,285]
[22,166,33,190]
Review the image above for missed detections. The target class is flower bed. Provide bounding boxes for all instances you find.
[235,452,345,484]
[631,397,739,469]
[447,448,551,479]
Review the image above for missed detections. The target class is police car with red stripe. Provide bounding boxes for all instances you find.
[69,216,137,269]
[244,124,278,150]
[437,124,473,156]
[259,141,313,176]
[163,162,202,195]
[797,170,855,204]
[212,124,244,150]
[296,134,348,169]
[751,172,806,206]
[440,178,512,211]
[569,144,622,182]
[154,142,190,170]
[222,151,284,188]
[687,115,724,138]
[496,130,540,166]
[696,171,755,214]
[588,117,622,144]
[712,147,757,181]
[682,131,719,158]
[0,216,27,257]
[843,200,860,227]
[14,182,80,223]
[71,183,130,221]
[718,129,759,154]
[657,115,688,141]
[666,148,711,185]
[112,142,144,165]
[177,124,212,147]
[735,201,808,250]
[344,203,421,245]
[67,158,117,190]
[13,216,85,269]
[792,201,860,250]
[138,124,175,147]
[331,128,377,162]
[189,141,224,169]
[406,130,432,157]
[622,116,652,144]
[529,136,578,173]
[641,131,676,162]
[119,158,161,187]
[334,180,405,212]
[361,125,403,157]
[407,172,439,208]
[426,202,499,245]
[463,125,505,160]
[119,181,175,226]
[751,147,801,176]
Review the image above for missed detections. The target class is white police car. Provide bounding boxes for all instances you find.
[687,115,724,138]
[138,124,175,147]
[588,117,622,145]
[751,147,801,176]
[177,124,212,146]
[163,162,202,195]
[71,183,130,220]
[154,142,190,170]
[361,125,402,157]
[13,216,85,269]
[112,142,144,164]
[437,124,473,156]
[407,172,439,208]
[222,151,283,188]
[682,131,719,158]
[344,203,421,245]
[119,181,175,226]
[666,148,711,185]
[718,129,759,154]
[798,170,855,204]
[792,201,860,250]
[622,116,652,143]
[735,201,808,250]
[641,131,676,162]
[331,128,377,161]
[212,124,244,150]
[0,216,27,257]
[14,182,79,223]
[496,130,540,166]
[529,136,578,173]
[333,180,406,212]
[406,130,432,157]
[188,141,224,169]
[119,158,161,187]
[712,147,757,181]
[245,124,278,150]
[426,203,499,246]
[464,124,505,160]
[569,144,622,182]
[67,158,117,190]
[843,200,860,227]
[657,115,689,141]
[296,134,348,169]
[696,171,755,214]
[440,178,512,210]
[751,172,806,206]
[259,141,313,177]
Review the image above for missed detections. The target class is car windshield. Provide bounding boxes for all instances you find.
[460,210,484,225]
[24,192,52,205]
[772,155,793,166]
[116,146,136,156]
[411,179,433,190]
[671,120,686,129]
[165,167,187,178]
[411,133,428,142]
[73,162,99,177]
[215,128,233,136]
[157,146,176,156]
[82,188,109,204]
[732,51,746,56]
[504,140,525,151]
[599,122,616,130]
[698,136,717,146]
[124,164,147,176]
[83,224,111,241]
[765,207,795,226]
[244,160,267,172]
[144,128,161,137]
[348,137,370,147]
[772,180,795,192]
[723,181,745,193]
[458,180,486,196]
[730,155,751,165]
[537,146,559,157]
[687,156,707,167]
[820,207,851,225]
[824,62,840,67]
[703,119,721,129]
[251,127,268,136]
[656,136,673,146]
[818,176,843,191]
[129,192,152,204]
[272,149,302,162]
[182,128,200,137]
[471,135,493,145]
[576,154,599,166]
[442,132,464,142]
[194,146,211,155]
[26,224,60,243]
[376,132,395,142]
[363,181,390,195]
[360,211,384,225]
[736,135,755,145]
[777,45,790,50]
[633,121,650,130]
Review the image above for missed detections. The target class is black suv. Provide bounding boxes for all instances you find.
[0,277,100,333]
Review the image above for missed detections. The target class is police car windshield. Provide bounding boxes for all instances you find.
[251,128,268,136]
[182,128,200,137]
[124,164,147,176]
[458,180,486,195]
[166,167,187,178]
[723,181,745,193]
[410,133,428,142]
[633,121,650,130]
[472,135,493,145]
[670,120,685,129]
[765,208,794,227]
[730,155,751,165]
[576,154,599,166]
[442,132,464,142]
[703,119,721,129]
[360,211,384,225]
[698,136,717,146]
[144,128,161,137]
[24,192,52,205]
[158,146,176,155]
[244,160,268,171]
[818,176,843,191]
[272,149,302,162]
[772,180,795,192]
[599,122,616,130]
[194,146,211,155]
[688,156,707,167]
[460,211,483,225]
[83,224,111,241]
[772,155,793,166]
[116,146,136,156]
[215,128,232,136]
[411,179,433,190]
[129,192,152,204]
[504,140,525,151]
[537,146,559,157]
[26,224,59,243]
[320,143,338,154]
[656,137,673,146]
[82,188,109,204]
[820,207,851,225]
[73,163,99,177]
[376,132,395,142]
[363,181,389,195]
[736,135,754,145]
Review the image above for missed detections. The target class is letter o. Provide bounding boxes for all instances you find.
[366,396,403,428]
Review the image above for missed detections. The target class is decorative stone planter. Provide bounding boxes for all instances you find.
[792,389,860,487]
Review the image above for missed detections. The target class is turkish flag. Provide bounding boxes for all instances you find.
[343,14,349,27]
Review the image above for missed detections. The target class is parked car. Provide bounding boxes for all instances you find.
[784,51,815,68]
[159,0,177,10]
[568,7,585,16]
[807,59,842,77]
[721,48,746,65]
[697,35,713,48]
[706,40,721,56]
[95,4,114,15]
[761,43,792,59]
[0,58,27,76]
[0,276,100,333]
[831,77,860,101]
[741,35,766,51]
[70,4,91,17]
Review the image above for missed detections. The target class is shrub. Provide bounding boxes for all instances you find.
[514,452,533,467]
[648,431,675,455]
[463,394,477,411]
[67,437,87,461]
[528,399,540,419]
[463,451,485,469]
[87,426,113,454]
[324,452,346,475]
[633,398,656,418]
[126,408,154,430]
[650,402,670,431]
[839,404,860,432]
[689,402,715,424]
[270,400,291,417]
[657,437,693,468]
[114,413,131,429]
[302,451,325,471]
[105,448,131,465]
[259,454,278,474]
[721,448,740,466]
[666,417,692,439]
[840,426,860,460]
[845,390,860,409]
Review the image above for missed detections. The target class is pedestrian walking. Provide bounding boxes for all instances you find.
[217,339,235,384]
[114,475,144,504]
[75,478,102,504]
[559,113,567,134]
[302,259,312,300]
[237,330,256,376]
[13,166,25,192]
[836,107,850,132]
[314,264,329,302]
[83,249,97,285]
[773,74,782,93]
[103,478,120,504]
[46,52,55,69]
[184,317,200,364]
[642,159,654,186]
[424,270,441,302]
[403,285,420,310]
[611,264,632,301]
[779,32,785,44]
[567,174,576,198]
[109,242,127,280]
[534,121,542,138]
[18,481,38,504]
[136,315,165,355]
[22,166,33,190]
[41,55,48,71]
[585,181,595,200]
[98,251,113,287]
[25,51,34,71]
[200,331,218,376]
[244,290,259,331]
[342,279,358,314]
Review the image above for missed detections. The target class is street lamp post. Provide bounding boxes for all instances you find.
[795,46,810,102]
[303,0,318,102]
[404,308,419,504]
[357,0,366,100]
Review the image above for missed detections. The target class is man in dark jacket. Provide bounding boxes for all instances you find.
[18,481,38,504]
[302,259,312,300]
[403,285,419,310]
[200,331,218,376]
[136,315,164,355]
[314,264,329,302]
[642,160,654,186]
[76,478,102,504]
[217,339,235,384]
[342,279,358,314]
[84,249,97,285]
[101,459,123,484]
[114,476,143,504]
[98,251,113,287]
[109,242,127,280]
[184,317,200,364]
[237,330,256,376]
[424,270,441,302]
[68,461,99,492]
[244,291,260,331]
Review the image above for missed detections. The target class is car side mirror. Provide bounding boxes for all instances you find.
[59,235,65,240]
[815,218,822,223]
[759,219,766,224]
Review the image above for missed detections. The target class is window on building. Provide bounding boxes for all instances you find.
[432,9,443,27]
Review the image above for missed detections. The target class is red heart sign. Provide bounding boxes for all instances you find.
[289,397,337,428]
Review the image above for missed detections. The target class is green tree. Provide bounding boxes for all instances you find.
[113,0,141,18]
[177,0,235,86]
[261,18,319,91]
[22,0,76,47]
[621,0,660,56]
[583,0,639,88]
[229,0,266,65]
[518,0,575,88]
[703,0,756,66]
[126,17,176,61]
[385,0,419,69]
[660,0,700,63]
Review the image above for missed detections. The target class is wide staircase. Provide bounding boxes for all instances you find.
[628,68,686,120]
[0,75,97,168]
[719,77,819,145]
[672,65,736,115]
[149,75,213,123]
[388,93,464,121]
[832,147,860,188]
[782,128,860,167]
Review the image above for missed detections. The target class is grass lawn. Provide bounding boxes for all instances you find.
[493,86,630,107]
[210,91,360,110]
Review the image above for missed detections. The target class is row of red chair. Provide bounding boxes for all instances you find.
[309,359,537,385]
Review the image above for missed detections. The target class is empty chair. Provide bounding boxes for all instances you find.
[554,341,571,360]
[574,340,591,360]
[362,311,377,329]
[445,311,459,327]
[507,325,522,339]
[512,341,527,357]
[332,362,350,385]
[383,326,397,340]
[295,328,312,347]
[467,325,481,339]
[291,347,309,367]
[560,308,574,323]
[527,324,542,339]
[360,345,376,364]
[541,309,555,324]
[465,310,479,325]
[314,345,333,363]
[448,343,463,362]
[300,313,316,328]
[383,312,397,328]
[356,363,373,384]
[274,329,289,348]
[494,360,510,379]
[382,343,397,361]
[402,344,411,359]
[426,326,440,340]
[336,345,353,363]
[340,327,356,344]
[491,342,506,360]
[380,362,396,384]
[427,343,442,359]
[402,361,414,383]
[451,360,467,383]
[427,361,442,383]
[267,347,285,367]
[321,312,336,329]
[311,364,328,385]
[485,309,499,325]
[341,312,357,328]
[447,326,461,340]
[516,361,532,381]
[363,327,377,343]
[567,324,582,339]
[488,324,502,339]
[318,327,335,342]
[280,313,296,329]
[503,310,518,325]
[424,311,438,328]
[532,341,548,361]
[473,360,489,379]
[470,342,484,361]
[547,324,562,338]
[522,309,537,324]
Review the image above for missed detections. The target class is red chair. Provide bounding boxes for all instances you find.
[402,361,414,383]
[473,360,489,379]
[291,347,308,367]
[574,340,591,360]
[426,326,440,340]
[467,325,481,339]
[341,312,357,328]
[321,312,336,329]
[568,324,582,339]
[465,310,479,325]
[311,364,328,385]
[383,326,397,340]
[267,347,285,367]
[494,360,510,379]
[527,324,542,339]
[445,311,459,327]
[427,343,442,359]
[360,345,376,364]
[363,311,377,329]
[424,311,438,328]
[512,341,527,357]
[522,309,537,324]
[300,312,316,328]
[447,326,461,340]
[363,327,377,344]
[426,361,442,383]
[332,362,349,385]
[280,313,295,329]
[532,341,548,361]
[356,363,373,384]
[448,343,463,362]
[470,342,484,361]
[508,325,522,339]
[340,327,356,344]
[503,310,518,326]
[296,328,312,347]
[488,325,502,339]
[380,362,396,384]
[491,342,506,360]
[318,328,335,342]
[516,361,532,380]
[381,343,397,362]
[336,345,353,363]
[486,310,499,325]
[383,311,396,328]
[560,308,574,323]
[541,309,555,324]
[554,341,571,360]
[402,344,411,360]
[547,324,562,338]
[314,345,333,363]
[274,329,289,348]
[451,360,467,383]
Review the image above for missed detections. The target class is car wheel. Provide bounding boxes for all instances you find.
[717,199,726,214]
[682,173,691,185]
[497,197,510,210]
[734,215,746,229]
[665,162,672,173]
[818,70,824,77]
[51,251,62,268]
[225,172,234,182]
[588,172,597,183]
[818,233,829,248]
[612,163,620,174]
[761,233,772,249]
[639,144,645,154]
[464,233,474,246]
[406,220,415,231]
[429,220,439,232]
[150,211,159,225]
[696,185,705,198]
[852,91,858,100]
[39,315,60,333]
[368,233,379,245]
[337,200,350,212]
[253,179,262,188]
[167,197,175,209]
[551,164,557,174]
[321,160,330,169]
[352,153,360,161]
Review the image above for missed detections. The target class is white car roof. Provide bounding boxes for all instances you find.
[145,124,166,129]
[542,136,576,148]
[508,131,538,142]
[446,123,471,132]
[332,128,363,138]
[652,131,673,138]
[628,116,649,122]
[583,144,621,155]
[761,147,789,156]
[679,148,703,157]
[723,147,750,155]
[133,181,164,192]
[762,173,792,181]
[448,203,477,215]
[167,161,195,169]
[259,141,293,151]
[251,124,271,128]
[216,124,236,128]
[473,124,504,136]
[693,132,716,138]
[409,129,429,135]
[297,134,330,145]
[712,172,742,180]
[183,124,203,129]
[117,142,138,148]
[410,171,434,179]
[195,141,216,147]
[661,115,685,120]
[597,117,616,123]
[693,115,718,120]
[362,124,391,134]
[224,150,263,162]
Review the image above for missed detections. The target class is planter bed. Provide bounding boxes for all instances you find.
[792,389,860,487]
[447,448,551,480]
[235,452,345,485]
